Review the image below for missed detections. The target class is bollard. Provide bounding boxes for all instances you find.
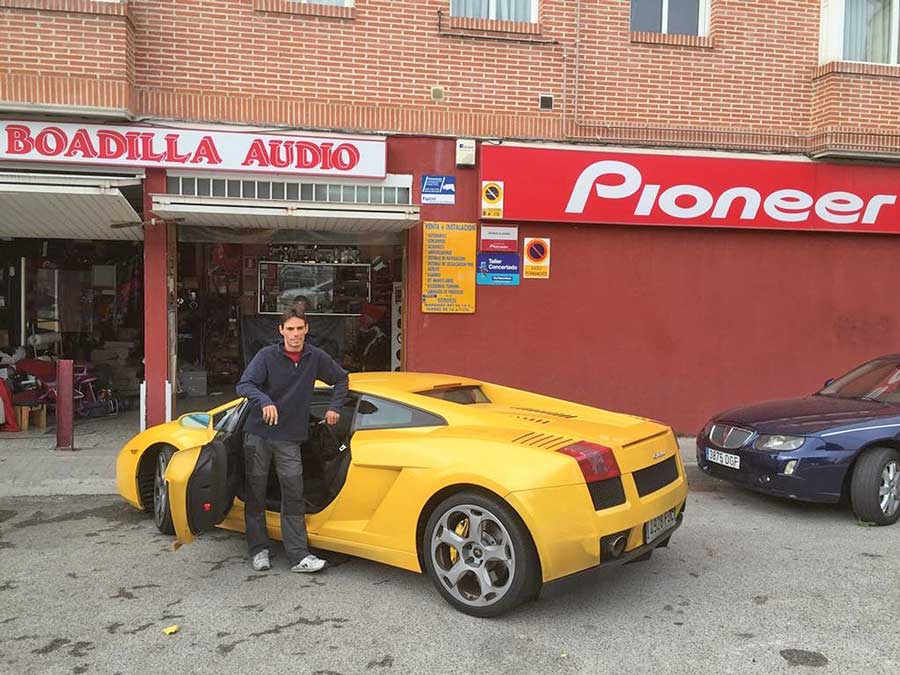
[56,359,74,451]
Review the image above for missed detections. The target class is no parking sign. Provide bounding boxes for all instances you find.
[523,238,550,279]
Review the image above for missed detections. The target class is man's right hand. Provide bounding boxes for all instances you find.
[262,404,279,425]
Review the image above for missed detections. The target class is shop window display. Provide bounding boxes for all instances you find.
[0,240,144,419]
[257,261,370,316]
[176,241,400,395]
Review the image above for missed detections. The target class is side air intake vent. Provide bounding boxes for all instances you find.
[511,432,574,450]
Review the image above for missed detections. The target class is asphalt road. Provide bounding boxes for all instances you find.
[1,467,899,675]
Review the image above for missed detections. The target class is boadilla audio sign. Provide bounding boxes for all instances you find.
[480,145,900,234]
[1,121,386,178]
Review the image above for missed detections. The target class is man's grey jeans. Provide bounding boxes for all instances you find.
[243,432,310,565]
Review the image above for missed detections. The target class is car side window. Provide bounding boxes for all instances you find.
[352,395,445,431]
[215,401,248,433]
[212,409,230,430]
[310,390,357,441]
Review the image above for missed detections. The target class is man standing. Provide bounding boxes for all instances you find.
[236,308,348,573]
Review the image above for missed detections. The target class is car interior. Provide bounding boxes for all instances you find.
[263,394,358,514]
[218,392,359,515]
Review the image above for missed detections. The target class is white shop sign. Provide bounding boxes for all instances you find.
[1,121,386,178]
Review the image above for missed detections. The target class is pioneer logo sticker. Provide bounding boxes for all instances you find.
[565,159,896,226]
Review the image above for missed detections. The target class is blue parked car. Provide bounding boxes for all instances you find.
[697,354,900,525]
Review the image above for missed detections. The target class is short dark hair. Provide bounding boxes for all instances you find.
[279,307,307,327]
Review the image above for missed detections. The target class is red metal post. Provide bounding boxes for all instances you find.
[55,359,74,450]
[143,168,169,428]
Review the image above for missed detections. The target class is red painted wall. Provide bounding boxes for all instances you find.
[395,140,900,433]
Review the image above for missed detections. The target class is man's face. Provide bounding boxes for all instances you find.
[279,317,308,351]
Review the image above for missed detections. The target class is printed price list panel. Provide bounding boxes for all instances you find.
[421,222,476,313]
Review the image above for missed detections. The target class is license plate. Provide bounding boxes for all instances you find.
[644,508,677,545]
[706,447,741,470]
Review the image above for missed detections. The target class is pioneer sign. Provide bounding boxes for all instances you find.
[480,145,900,234]
[1,121,386,178]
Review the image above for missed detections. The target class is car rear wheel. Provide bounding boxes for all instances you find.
[154,447,176,535]
[850,447,900,525]
[423,491,539,617]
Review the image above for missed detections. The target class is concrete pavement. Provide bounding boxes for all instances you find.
[0,393,236,497]
[2,488,895,674]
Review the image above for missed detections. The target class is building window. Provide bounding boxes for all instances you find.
[630,0,711,36]
[450,0,538,23]
[821,0,900,64]
[292,0,354,5]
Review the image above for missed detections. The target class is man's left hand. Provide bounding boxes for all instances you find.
[325,410,340,426]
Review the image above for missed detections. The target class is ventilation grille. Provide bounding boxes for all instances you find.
[511,432,573,450]
[511,406,577,419]
[166,175,412,206]
[709,424,755,450]
[514,415,551,425]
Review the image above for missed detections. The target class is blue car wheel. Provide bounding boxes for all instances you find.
[850,447,900,526]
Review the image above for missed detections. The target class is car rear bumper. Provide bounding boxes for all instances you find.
[539,510,684,598]
[695,438,853,503]
[506,454,689,583]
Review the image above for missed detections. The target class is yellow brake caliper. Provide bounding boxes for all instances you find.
[448,518,469,565]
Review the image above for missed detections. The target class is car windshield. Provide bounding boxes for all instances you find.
[818,358,900,403]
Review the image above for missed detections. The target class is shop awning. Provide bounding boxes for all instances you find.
[151,195,421,233]
[0,172,144,241]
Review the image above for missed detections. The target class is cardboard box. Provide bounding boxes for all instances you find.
[179,370,207,397]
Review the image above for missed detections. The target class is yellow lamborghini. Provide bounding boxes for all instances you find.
[116,372,688,617]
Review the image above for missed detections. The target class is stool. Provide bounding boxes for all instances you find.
[14,404,47,431]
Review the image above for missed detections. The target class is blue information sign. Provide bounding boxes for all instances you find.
[476,252,520,286]
[421,175,456,205]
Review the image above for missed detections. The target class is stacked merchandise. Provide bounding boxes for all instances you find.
[90,341,140,396]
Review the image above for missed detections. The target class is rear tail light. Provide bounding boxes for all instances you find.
[558,441,620,482]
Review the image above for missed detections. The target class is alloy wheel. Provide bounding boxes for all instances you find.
[879,460,900,517]
[154,451,169,526]
[430,504,516,608]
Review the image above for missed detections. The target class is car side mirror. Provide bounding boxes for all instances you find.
[357,400,378,415]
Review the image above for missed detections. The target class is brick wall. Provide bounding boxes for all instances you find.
[2,0,900,156]
[0,0,133,110]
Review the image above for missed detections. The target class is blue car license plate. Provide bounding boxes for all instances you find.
[706,447,740,470]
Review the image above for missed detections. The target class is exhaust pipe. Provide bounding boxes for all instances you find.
[601,532,629,559]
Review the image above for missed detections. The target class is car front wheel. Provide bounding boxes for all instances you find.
[153,447,176,535]
[423,491,539,617]
[850,446,900,525]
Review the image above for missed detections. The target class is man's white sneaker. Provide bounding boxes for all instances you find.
[291,554,326,573]
[251,550,271,571]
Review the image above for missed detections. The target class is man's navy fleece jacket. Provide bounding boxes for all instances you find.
[236,343,349,441]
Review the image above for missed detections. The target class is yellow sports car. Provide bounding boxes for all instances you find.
[116,372,688,616]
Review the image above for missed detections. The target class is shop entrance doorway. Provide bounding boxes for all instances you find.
[175,239,403,401]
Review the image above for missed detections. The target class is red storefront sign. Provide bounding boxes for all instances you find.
[1,121,386,177]
[480,145,900,234]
